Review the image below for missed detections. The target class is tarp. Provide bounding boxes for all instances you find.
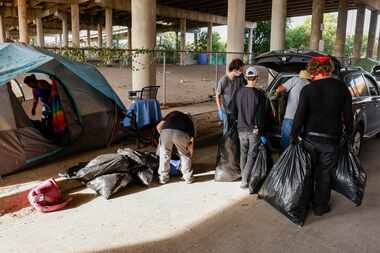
[37,48,126,111]
[0,43,53,86]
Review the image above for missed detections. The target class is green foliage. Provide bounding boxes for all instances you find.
[188,31,226,52]
[245,21,271,56]
[285,14,369,57]
[157,32,177,51]
[286,19,311,49]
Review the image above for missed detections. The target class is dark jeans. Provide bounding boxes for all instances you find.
[303,137,338,212]
[238,130,260,186]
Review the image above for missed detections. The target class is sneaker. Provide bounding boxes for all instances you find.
[159,177,170,185]
[240,182,248,189]
[184,177,194,184]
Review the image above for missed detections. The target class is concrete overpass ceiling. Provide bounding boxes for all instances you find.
[0,0,378,36]
[157,0,360,22]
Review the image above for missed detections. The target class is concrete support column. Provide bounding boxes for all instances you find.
[175,29,179,63]
[194,32,198,48]
[61,14,68,47]
[131,0,157,90]
[180,18,186,65]
[367,10,378,58]
[36,17,44,47]
[87,29,91,47]
[17,0,28,43]
[226,0,246,71]
[310,0,325,50]
[270,0,287,50]
[127,25,132,50]
[353,5,366,62]
[0,15,5,43]
[71,3,80,48]
[248,28,254,64]
[105,8,113,48]
[97,24,103,48]
[207,22,213,64]
[378,30,380,60]
[334,0,348,58]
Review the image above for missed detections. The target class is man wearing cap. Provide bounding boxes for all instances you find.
[231,66,267,189]
[276,70,311,151]
[216,58,247,134]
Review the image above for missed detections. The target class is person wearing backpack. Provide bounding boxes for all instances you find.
[231,67,267,189]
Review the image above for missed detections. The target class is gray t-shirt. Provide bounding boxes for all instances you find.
[283,76,309,120]
[216,74,246,113]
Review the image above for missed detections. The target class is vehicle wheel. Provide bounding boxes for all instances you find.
[352,129,362,156]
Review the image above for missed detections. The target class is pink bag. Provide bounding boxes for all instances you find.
[28,178,72,212]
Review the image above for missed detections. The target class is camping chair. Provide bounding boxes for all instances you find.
[128,85,160,100]
[123,96,162,148]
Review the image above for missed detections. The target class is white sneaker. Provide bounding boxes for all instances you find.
[159,177,170,185]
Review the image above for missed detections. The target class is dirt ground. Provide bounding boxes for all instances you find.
[98,64,271,106]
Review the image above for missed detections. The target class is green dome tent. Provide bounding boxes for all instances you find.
[0,43,127,176]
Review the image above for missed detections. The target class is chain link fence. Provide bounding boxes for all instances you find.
[43,47,260,107]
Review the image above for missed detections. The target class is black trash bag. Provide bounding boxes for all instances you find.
[86,173,133,199]
[215,122,241,182]
[117,148,159,173]
[135,168,154,186]
[249,143,272,194]
[258,144,312,226]
[332,146,367,206]
[74,154,130,182]
[59,161,89,179]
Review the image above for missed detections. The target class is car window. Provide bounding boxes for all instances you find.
[373,66,380,81]
[353,74,369,97]
[270,76,293,93]
[364,75,379,96]
[345,75,360,97]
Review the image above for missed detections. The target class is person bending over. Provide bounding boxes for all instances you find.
[156,111,195,184]
[276,70,311,151]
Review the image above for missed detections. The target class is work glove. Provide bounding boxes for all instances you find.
[218,108,225,121]
[260,136,267,145]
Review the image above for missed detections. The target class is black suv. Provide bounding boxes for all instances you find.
[255,49,380,155]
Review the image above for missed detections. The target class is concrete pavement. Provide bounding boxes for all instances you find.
[1,137,380,253]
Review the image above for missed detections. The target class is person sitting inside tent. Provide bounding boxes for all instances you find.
[24,74,53,135]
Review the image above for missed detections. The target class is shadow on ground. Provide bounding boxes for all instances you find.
[79,139,380,253]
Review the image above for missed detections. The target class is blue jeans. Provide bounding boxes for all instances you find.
[281,118,293,152]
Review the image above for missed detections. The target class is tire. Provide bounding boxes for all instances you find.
[352,129,362,156]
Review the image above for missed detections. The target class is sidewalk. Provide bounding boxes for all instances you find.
[1,135,379,253]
